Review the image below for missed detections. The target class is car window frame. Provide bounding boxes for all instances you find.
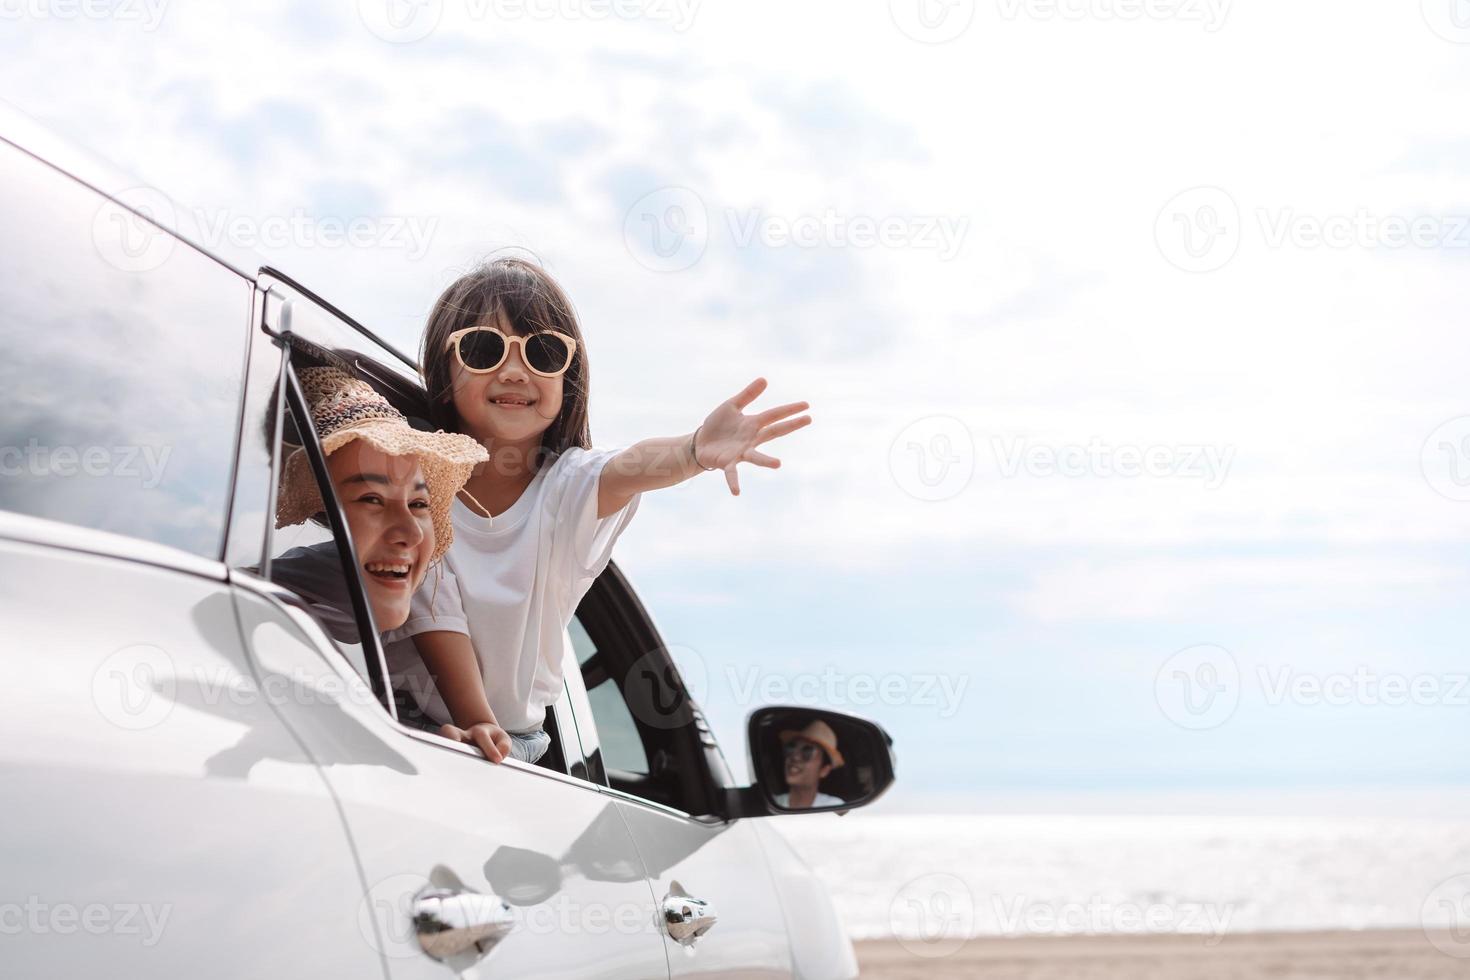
[248,338,592,780]
[558,568,736,821]
[219,278,588,783]
[222,285,280,569]
[228,275,421,708]
[217,282,400,716]
[220,273,717,802]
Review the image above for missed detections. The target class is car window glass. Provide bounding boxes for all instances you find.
[0,141,250,558]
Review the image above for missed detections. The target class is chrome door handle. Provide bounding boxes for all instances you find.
[413,884,515,962]
[661,886,717,946]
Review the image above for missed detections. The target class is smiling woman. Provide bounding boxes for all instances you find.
[321,441,434,629]
[270,365,487,635]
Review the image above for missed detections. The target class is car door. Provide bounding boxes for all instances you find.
[565,573,795,978]
[0,136,383,979]
[225,290,672,979]
[0,531,389,980]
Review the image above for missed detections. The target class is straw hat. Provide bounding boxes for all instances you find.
[275,366,488,564]
[779,719,844,768]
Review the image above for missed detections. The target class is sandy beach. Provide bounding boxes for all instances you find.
[855,929,1463,979]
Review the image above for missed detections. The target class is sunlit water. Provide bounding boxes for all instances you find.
[772,813,1470,940]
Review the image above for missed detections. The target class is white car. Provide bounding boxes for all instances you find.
[0,104,895,979]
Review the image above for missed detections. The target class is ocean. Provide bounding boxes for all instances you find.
[772,812,1470,941]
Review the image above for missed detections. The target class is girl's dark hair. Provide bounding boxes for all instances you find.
[421,257,590,469]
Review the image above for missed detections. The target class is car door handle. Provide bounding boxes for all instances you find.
[661,886,717,946]
[413,884,516,962]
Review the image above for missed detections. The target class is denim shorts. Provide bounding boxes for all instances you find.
[508,728,550,764]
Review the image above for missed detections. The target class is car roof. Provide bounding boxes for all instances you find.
[0,98,418,371]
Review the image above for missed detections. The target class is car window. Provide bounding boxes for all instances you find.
[224,284,427,707]
[0,141,251,559]
[570,614,651,776]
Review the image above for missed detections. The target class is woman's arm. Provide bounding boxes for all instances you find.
[413,630,512,763]
[597,377,811,517]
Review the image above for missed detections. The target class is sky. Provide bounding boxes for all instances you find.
[4,0,1469,812]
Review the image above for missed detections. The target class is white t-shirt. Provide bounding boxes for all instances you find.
[383,447,640,733]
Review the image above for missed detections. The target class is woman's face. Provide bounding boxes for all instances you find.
[783,739,833,791]
[449,314,564,448]
[326,441,435,631]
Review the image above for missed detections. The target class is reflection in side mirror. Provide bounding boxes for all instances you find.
[747,707,895,814]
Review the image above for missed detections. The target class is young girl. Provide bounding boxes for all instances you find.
[383,257,811,764]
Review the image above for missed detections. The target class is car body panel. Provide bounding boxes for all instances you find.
[750,821,859,980]
[230,582,673,979]
[613,800,793,978]
[0,531,384,979]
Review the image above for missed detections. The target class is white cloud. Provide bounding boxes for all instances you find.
[5,2,1468,609]
[1005,554,1470,623]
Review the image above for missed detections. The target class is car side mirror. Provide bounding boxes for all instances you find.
[727,706,895,818]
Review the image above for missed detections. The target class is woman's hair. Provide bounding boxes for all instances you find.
[420,256,590,469]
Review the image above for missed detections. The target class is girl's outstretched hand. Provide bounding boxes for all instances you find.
[694,378,812,495]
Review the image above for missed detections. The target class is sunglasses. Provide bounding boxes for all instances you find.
[445,326,577,379]
[784,742,823,763]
